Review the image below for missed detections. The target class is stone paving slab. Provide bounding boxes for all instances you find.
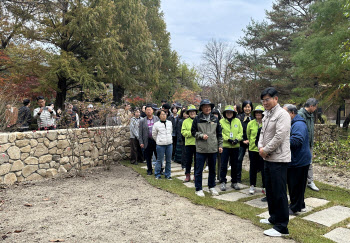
[303,206,350,227]
[171,171,186,177]
[304,197,329,208]
[257,211,296,220]
[141,166,148,169]
[183,182,195,188]
[324,228,350,243]
[347,223,350,228]
[213,192,251,202]
[245,197,268,209]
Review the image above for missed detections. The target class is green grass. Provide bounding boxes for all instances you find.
[121,161,350,243]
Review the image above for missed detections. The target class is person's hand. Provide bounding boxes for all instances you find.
[259,147,268,159]
[232,139,239,145]
[140,144,144,148]
[48,107,52,112]
[219,147,223,153]
[39,107,44,113]
[203,134,208,140]
[243,140,249,145]
[228,139,234,144]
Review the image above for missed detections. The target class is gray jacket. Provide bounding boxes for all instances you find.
[298,108,314,148]
[258,104,291,163]
[138,115,160,149]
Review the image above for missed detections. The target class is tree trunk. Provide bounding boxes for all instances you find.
[113,83,124,104]
[55,76,67,110]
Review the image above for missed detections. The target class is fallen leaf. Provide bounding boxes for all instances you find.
[43,198,50,201]
[24,203,33,207]
[49,239,65,242]
[14,230,23,233]
[2,235,8,240]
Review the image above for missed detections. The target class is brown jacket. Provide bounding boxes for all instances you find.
[258,104,291,163]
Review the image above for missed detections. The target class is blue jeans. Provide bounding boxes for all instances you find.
[220,147,239,183]
[155,144,172,178]
[195,153,217,191]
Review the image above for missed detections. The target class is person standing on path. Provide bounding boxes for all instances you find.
[219,105,243,191]
[283,104,311,215]
[17,99,32,132]
[181,105,198,182]
[139,104,160,175]
[168,105,179,162]
[130,109,143,165]
[191,99,223,197]
[152,110,173,180]
[298,98,319,192]
[258,87,291,237]
[246,105,265,195]
[237,100,254,183]
[33,96,56,130]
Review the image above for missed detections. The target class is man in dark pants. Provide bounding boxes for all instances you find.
[258,87,291,237]
[139,104,160,175]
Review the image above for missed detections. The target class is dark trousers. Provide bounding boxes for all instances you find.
[180,143,186,168]
[287,164,310,213]
[144,138,157,173]
[195,153,217,191]
[130,138,144,163]
[172,136,177,160]
[237,145,248,182]
[185,145,196,174]
[249,151,265,187]
[265,161,289,234]
[220,148,239,183]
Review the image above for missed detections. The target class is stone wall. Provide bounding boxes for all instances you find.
[0,126,130,185]
[314,124,339,144]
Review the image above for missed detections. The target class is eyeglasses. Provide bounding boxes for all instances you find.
[261,97,272,103]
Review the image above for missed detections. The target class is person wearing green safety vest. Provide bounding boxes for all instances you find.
[181,105,198,182]
[246,105,266,195]
[219,105,243,191]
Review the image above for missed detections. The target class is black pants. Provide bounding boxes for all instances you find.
[287,164,310,213]
[185,145,196,174]
[265,161,289,234]
[130,138,144,163]
[248,151,265,187]
[144,139,157,173]
[237,144,248,182]
[172,136,177,160]
[220,147,239,183]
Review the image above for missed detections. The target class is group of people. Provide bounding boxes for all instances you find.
[129,87,319,238]
[3,96,134,132]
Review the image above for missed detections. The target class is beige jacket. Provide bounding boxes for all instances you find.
[258,104,291,163]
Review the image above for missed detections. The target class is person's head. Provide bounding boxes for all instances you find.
[66,103,73,110]
[283,104,298,120]
[199,99,214,115]
[235,104,242,114]
[134,108,140,118]
[304,98,319,113]
[186,105,198,119]
[36,96,45,107]
[87,104,93,111]
[161,99,167,105]
[157,110,167,121]
[242,100,253,115]
[6,104,11,109]
[211,108,222,120]
[145,104,154,117]
[162,103,171,113]
[180,108,188,119]
[260,87,278,111]
[124,103,131,111]
[23,99,30,107]
[171,105,178,115]
[253,105,265,121]
[223,105,237,119]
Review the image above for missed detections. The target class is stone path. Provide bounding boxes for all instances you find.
[140,162,350,242]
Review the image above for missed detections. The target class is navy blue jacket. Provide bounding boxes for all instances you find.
[289,114,311,168]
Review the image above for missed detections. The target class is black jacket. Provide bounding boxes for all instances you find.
[237,113,253,146]
[17,106,32,128]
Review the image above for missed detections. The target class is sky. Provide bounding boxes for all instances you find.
[161,0,274,66]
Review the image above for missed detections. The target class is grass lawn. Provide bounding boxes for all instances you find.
[121,161,350,243]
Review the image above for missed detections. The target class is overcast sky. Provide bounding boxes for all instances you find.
[161,0,274,66]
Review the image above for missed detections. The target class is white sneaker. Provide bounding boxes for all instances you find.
[249,185,255,194]
[301,208,307,212]
[307,182,319,191]
[204,166,209,171]
[228,166,231,170]
[260,218,272,225]
[209,187,219,196]
[264,228,289,237]
[195,190,205,197]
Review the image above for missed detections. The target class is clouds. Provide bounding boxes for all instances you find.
[161,0,273,66]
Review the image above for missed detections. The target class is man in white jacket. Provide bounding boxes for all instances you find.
[258,87,291,237]
[33,96,56,130]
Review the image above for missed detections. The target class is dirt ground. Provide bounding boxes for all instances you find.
[0,164,294,243]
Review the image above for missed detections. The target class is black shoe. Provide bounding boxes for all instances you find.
[261,197,267,202]
[147,171,152,175]
[166,177,172,180]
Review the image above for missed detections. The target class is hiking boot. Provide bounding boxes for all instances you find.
[209,187,219,196]
[220,182,226,191]
[231,183,240,190]
[183,173,190,183]
[195,190,205,197]
[307,182,319,191]
[249,185,255,194]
